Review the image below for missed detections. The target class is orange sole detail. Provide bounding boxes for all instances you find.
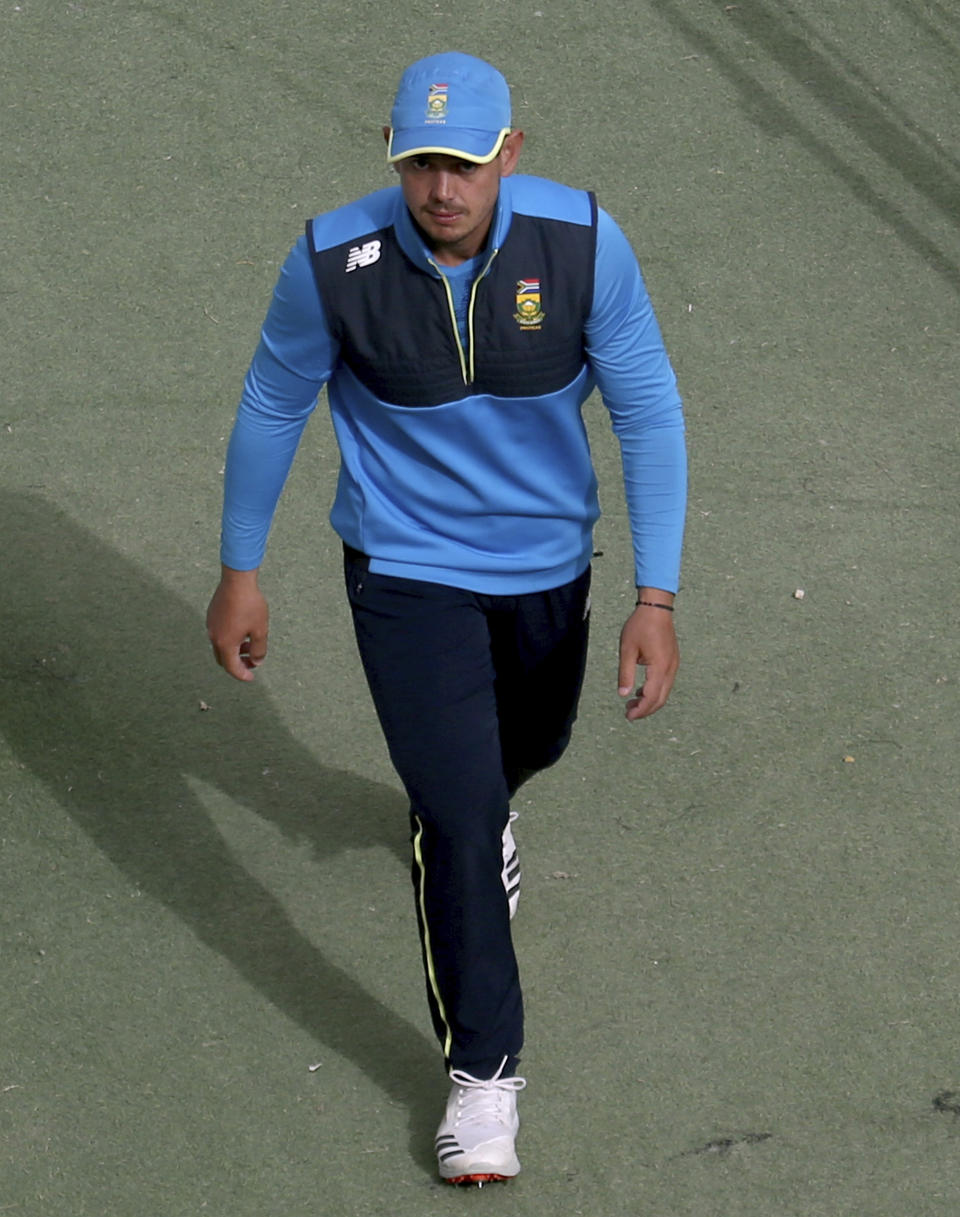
[445,1173,512,1187]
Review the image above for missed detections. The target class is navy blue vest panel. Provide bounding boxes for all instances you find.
[306,197,598,408]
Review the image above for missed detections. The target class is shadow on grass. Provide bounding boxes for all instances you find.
[658,0,960,293]
[0,488,438,1175]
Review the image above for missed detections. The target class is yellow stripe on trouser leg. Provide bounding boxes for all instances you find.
[412,813,453,1059]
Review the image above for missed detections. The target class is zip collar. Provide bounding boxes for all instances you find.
[425,244,501,386]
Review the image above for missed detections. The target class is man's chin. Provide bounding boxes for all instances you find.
[412,214,479,261]
[424,218,466,241]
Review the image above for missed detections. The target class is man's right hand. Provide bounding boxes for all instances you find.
[206,566,269,682]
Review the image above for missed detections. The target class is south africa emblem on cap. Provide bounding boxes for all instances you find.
[426,82,448,123]
[514,278,545,328]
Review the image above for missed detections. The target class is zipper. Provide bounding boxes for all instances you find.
[429,261,469,384]
[427,247,500,387]
[466,248,499,384]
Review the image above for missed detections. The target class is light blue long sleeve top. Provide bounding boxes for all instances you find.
[221,175,687,593]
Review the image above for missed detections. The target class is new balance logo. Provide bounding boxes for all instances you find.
[345,240,382,272]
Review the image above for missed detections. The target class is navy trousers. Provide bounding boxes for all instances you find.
[343,548,591,1078]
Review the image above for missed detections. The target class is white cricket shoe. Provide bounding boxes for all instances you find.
[435,1057,527,1185]
[502,811,521,920]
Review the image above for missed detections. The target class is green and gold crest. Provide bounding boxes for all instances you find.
[514,278,545,328]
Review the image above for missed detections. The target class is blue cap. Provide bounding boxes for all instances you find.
[387,52,512,164]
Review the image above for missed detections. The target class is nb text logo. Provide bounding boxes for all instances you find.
[345,240,382,272]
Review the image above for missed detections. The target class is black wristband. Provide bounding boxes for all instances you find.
[636,599,674,612]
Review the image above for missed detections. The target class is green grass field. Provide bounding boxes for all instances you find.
[3,2,959,1212]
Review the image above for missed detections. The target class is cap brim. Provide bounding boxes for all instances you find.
[386,127,510,165]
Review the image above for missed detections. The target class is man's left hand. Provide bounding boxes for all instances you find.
[618,592,679,721]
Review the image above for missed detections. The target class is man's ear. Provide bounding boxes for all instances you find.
[499,130,525,177]
[382,125,392,145]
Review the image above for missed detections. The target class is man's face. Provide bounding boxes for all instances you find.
[389,131,524,266]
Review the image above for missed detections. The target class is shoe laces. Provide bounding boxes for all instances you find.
[448,1056,526,1127]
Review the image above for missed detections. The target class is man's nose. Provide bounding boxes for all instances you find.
[430,170,455,201]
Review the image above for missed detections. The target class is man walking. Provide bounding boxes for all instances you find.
[207,51,686,1185]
